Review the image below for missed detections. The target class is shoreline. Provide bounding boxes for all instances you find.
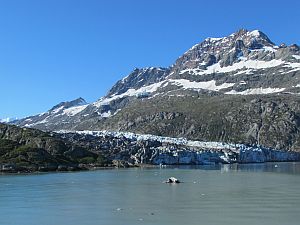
[1,161,299,175]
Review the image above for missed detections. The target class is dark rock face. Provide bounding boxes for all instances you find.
[11,29,300,152]
[0,123,109,173]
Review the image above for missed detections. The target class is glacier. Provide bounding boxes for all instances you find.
[56,130,300,165]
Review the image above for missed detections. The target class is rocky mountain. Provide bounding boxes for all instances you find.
[13,29,300,151]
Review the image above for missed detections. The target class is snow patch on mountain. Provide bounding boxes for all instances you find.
[25,117,49,127]
[169,79,235,91]
[249,30,261,37]
[180,59,285,76]
[94,80,166,107]
[51,106,64,114]
[293,55,300,60]
[94,78,237,107]
[262,46,278,52]
[226,87,285,95]
[205,37,224,43]
[62,105,88,116]
[99,111,112,118]
[283,62,300,69]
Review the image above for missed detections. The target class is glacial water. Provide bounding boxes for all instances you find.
[1,162,300,225]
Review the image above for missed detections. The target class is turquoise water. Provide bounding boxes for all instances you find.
[1,162,300,225]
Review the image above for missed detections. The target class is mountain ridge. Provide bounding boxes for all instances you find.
[12,29,300,151]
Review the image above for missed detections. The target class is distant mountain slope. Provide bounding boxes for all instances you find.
[0,118,18,123]
[13,97,89,130]
[12,29,300,150]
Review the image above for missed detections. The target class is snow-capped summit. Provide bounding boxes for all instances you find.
[171,29,277,73]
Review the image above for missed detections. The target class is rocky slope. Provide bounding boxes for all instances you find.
[0,123,109,172]
[12,29,300,150]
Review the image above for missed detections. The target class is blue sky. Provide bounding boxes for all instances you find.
[1,0,300,119]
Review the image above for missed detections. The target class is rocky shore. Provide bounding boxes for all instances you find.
[0,123,110,173]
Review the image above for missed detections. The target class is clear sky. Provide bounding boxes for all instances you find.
[1,0,300,119]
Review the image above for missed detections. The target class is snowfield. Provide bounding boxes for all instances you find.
[226,87,286,95]
[168,79,235,91]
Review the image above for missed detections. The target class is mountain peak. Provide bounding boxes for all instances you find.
[106,67,169,96]
[172,29,276,72]
[231,28,263,37]
[233,28,260,36]
[203,29,272,44]
[50,97,87,112]
[231,29,274,47]
[73,97,87,105]
[248,29,262,37]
